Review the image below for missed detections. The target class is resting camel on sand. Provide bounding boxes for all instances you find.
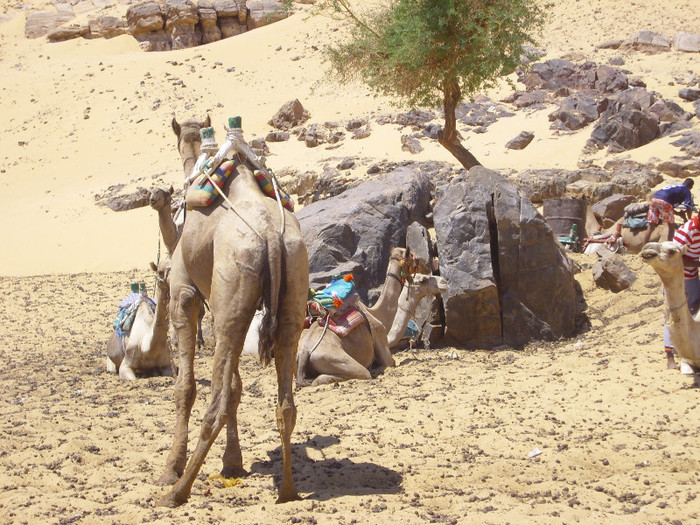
[106,259,173,380]
[296,247,441,387]
[387,273,448,347]
[640,241,700,387]
[155,119,308,507]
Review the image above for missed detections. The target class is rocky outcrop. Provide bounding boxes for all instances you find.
[509,162,663,205]
[434,166,579,348]
[247,0,288,30]
[296,167,433,302]
[34,0,287,50]
[127,1,169,52]
[164,0,200,50]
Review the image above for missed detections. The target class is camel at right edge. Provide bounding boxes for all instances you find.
[640,241,700,387]
[296,247,445,387]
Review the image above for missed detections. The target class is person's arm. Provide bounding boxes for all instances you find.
[682,255,700,267]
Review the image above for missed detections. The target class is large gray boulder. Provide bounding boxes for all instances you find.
[296,167,432,301]
[434,167,578,348]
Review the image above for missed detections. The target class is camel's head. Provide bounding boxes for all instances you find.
[640,241,686,279]
[149,185,174,211]
[172,115,211,176]
[389,247,431,284]
[150,258,172,300]
[409,274,448,296]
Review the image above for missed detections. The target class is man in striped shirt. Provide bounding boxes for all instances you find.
[663,214,700,372]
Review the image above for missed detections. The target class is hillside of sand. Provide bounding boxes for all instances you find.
[0,1,699,524]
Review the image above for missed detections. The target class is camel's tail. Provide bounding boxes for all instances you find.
[258,234,284,366]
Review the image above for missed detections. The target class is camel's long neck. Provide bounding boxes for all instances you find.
[158,206,178,256]
[149,287,170,349]
[366,258,404,328]
[387,286,424,348]
[660,272,700,362]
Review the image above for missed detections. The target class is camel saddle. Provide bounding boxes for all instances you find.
[305,274,365,337]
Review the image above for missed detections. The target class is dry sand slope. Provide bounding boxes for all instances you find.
[1,0,700,523]
[0,253,698,524]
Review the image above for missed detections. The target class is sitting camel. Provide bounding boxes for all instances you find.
[296,247,443,387]
[640,241,700,386]
[106,259,173,380]
[387,273,448,347]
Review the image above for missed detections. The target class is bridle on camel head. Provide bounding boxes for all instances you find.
[388,249,421,285]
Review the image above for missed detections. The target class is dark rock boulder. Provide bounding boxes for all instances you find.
[269,99,310,131]
[296,167,433,301]
[434,166,578,348]
[679,88,700,102]
[593,250,636,292]
[549,91,601,131]
[505,131,534,150]
[586,89,661,153]
[591,194,637,228]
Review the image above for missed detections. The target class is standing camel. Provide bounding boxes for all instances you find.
[156,121,308,507]
[640,241,700,386]
[296,248,439,386]
[106,259,173,380]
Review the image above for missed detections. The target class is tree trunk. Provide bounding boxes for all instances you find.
[437,79,482,170]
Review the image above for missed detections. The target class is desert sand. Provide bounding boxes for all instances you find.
[0,0,699,523]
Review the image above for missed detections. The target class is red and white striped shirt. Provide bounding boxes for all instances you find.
[673,216,700,279]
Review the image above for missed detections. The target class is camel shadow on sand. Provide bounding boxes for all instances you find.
[250,435,402,500]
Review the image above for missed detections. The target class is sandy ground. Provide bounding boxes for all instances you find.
[1,0,699,523]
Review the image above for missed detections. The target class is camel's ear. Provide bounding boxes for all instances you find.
[679,244,687,255]
[150,261,158,272]
[204,114,211,128]
[168,185,174,195]
[172,117,181,137]
[405,246,411,258]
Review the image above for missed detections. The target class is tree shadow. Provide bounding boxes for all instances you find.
[249,434,403,500]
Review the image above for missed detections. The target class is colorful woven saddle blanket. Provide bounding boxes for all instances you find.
[113,293,156,338]
[186,159,294,211]
[305,274,365,337]
[314,306,366,338]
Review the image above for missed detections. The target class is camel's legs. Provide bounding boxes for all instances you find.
[310,347,373,386]
[159,333,241,507]
[157,277,200,487]
[221,360,246,478]
[272,244,307,502]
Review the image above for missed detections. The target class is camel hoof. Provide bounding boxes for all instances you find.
[156,470,180,486]
[157,493,184,508]
[276,489,301,503]
[220,466,248,479]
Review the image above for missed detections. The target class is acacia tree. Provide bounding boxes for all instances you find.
[318,0,548,169]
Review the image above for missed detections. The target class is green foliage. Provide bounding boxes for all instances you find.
[318,0,548,109]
